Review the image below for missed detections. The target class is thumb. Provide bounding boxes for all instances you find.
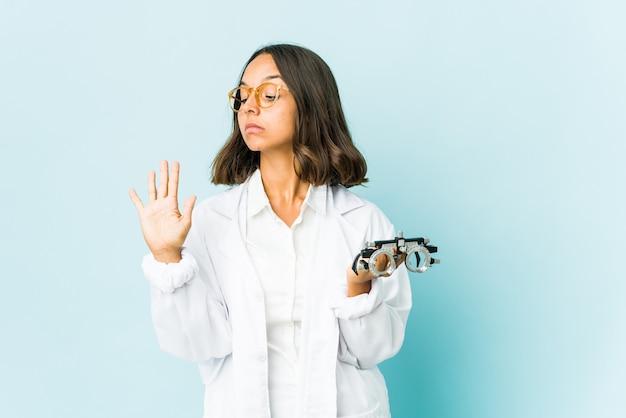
[181,195,197,222]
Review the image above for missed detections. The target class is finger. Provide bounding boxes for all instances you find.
[158,160,169,198]
[397,252,407,266]
[128,188,145,211]
[375,253,391,271]
[169,161,180,200]
[181,195,197,223]
[147,170,157,202]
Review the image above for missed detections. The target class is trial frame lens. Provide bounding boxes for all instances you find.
[228,82,289,112]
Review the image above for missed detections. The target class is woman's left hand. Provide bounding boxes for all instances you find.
[345,249,406,296]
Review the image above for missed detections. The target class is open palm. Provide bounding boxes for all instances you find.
[129,160,196,263]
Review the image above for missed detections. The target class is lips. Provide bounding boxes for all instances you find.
[245,123,263,134]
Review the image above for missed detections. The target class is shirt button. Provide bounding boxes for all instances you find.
[257,352,266,362]
[255,292,263,301]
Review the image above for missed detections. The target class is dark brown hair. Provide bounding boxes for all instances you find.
[211,44,368,187]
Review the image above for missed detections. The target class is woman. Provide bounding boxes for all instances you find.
[129,44,412,418]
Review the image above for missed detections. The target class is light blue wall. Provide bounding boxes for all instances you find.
[1,1,624,417]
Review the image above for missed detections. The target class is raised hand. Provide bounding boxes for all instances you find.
[129,160,197,263]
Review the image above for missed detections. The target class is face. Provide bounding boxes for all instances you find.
[237,54,297,155]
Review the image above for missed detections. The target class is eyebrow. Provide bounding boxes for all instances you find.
[240,74,283,86]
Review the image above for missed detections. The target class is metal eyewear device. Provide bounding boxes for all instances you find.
[351,231,440,277]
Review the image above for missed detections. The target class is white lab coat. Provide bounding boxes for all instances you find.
[143,177,412,418]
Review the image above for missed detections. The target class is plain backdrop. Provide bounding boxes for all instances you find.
[1,0,624,417]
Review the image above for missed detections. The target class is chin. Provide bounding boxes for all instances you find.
[243,140,262,152]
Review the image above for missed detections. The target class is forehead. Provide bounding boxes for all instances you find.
[241,53,283,85]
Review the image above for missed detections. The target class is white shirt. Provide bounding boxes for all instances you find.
[245,170,326,417]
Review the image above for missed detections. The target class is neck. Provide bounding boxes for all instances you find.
[259,153,308,202]
[259,152,309,226]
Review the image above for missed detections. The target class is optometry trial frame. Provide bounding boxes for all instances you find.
[351,231,440,277]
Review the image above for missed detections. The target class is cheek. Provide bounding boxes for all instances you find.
[237,115,251,146]
[282,108,298,136]
[237,113,245,130]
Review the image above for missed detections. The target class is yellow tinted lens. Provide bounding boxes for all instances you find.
[258,83,278,108]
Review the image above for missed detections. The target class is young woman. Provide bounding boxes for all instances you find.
[129,44,412,418]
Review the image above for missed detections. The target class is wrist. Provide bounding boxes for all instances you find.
[152,248,182,264]
[347,279,372,297]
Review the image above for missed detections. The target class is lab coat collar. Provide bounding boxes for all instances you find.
[207,175,364,220]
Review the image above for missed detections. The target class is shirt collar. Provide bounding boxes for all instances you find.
[246,169,327,217]
[305,181,327,215]
[247,170,270,218]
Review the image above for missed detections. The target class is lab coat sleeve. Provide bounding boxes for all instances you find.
[332,206,412,370]
[142,210,232,363]
[334,266,411,369]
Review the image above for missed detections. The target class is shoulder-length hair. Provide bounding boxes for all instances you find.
[211,43,368,187]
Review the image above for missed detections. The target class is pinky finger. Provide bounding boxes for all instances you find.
[129,188,145,211]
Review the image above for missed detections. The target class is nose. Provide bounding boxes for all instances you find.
[240,89,259,114]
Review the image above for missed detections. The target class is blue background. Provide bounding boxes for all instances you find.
[1,0,624,417]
